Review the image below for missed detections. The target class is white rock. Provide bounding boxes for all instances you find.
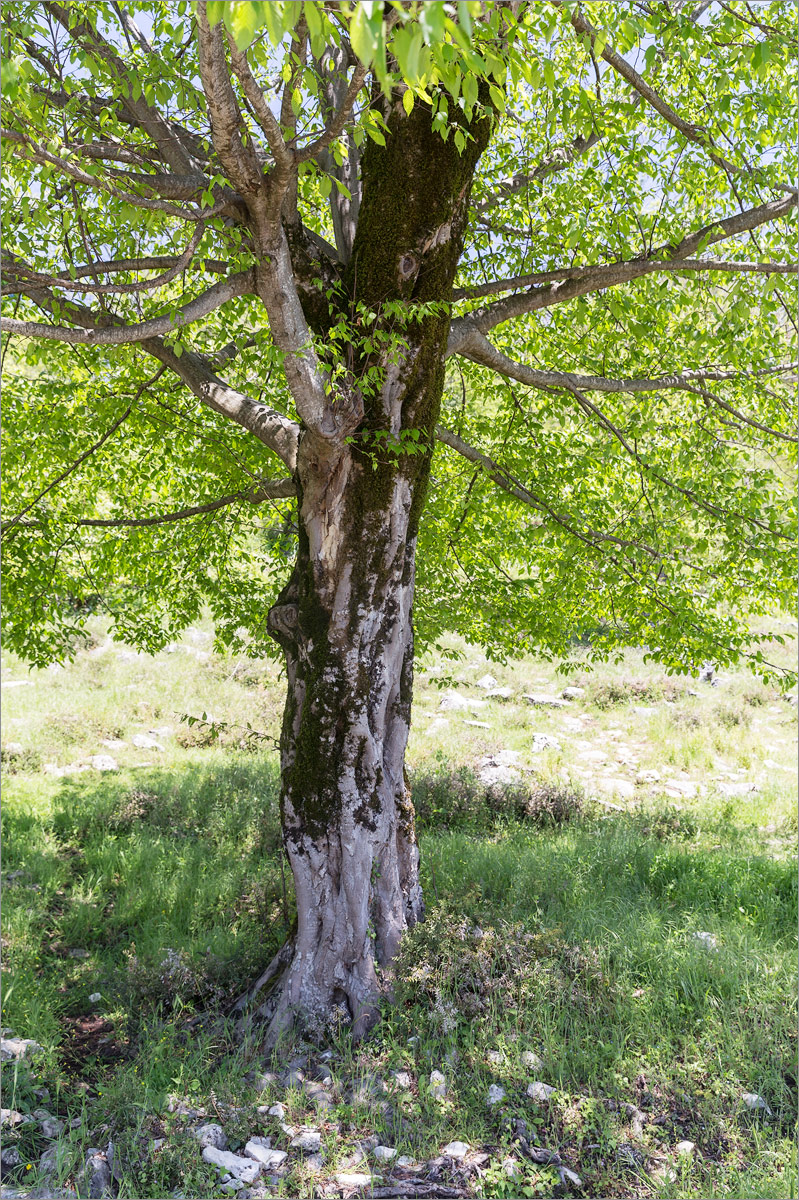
[393,1071,413,1089]
[562,687,585,700]
[520,1051,543,1071]
[531,733,561,753]
[99,739,127,750]
[425,717,450,734]
[476,674,499,690]
[486,1084,505,1106]
[202,1147,261,1183]
[742,1092,772,1114]
[3,680,34,688]
[290,1129,321,1153]
[3,743,24,756]
[527,1081,555,1102]
[478,764,520,786]
[717,781,757,797]
[373,1145,396,1161]
[464,720,490,729]
[524,694,568,708]
[442,689,488,711]
[429,1070,447,1099]
[442,1141,469,1159]
[396,1156,415,1168]
[132,733,164,751]
[502,1158,520,1178]
[663,778,698,798]
[244,1141,287,1169]
[487,687,513,700]
[487,1049,502,1065]
[559,1166,583,1187]
[267,1103,285,1120]
[194,1123,228,1150]
[89,993,102,1004]
[675,1140,696,1156]
[335,1174,372,1187]
[0,1037,43,1062]
[636,769,661,783]
[596,777,635,799]
[692,931,718,951]
[40,1115,65,1138]
[89,754,118,772]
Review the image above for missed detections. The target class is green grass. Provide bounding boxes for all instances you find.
[2,618,797,1198]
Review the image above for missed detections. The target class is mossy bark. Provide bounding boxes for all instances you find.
[261,93,492,1042]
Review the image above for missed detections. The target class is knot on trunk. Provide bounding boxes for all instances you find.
[268,602,299,645]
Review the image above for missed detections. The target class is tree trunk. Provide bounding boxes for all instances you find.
[256,93,493,1042]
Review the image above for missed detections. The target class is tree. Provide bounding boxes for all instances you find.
[2,0,796,1041]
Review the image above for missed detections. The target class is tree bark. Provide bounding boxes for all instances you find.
[256,92,493,1042]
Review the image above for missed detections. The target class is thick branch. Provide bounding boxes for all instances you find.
[1,270,255,345]
[2,227,206,296]
[454,258,797,300]
[448,194,798,344]
[196,3,263,197]
[6,478,296,532]
[454,331,797,445]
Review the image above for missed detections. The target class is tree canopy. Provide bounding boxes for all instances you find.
[3,0,797,684]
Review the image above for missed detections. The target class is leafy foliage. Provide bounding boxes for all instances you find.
[1,0,796,683]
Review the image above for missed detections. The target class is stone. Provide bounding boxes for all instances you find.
[289,1129,321,1154]
[524,694,568,708]
[476,674,499,689]
[692,931,718,951]
[40,1116,66,1139]
[478,763,520,786]
[440,690,487,711]
[99,739,127,751]
[527,1081,555,1102]
[284,1068,304,1087]
[486,1084,505,1106]
[486,687,513,699]
[266,1102,285,1120]
[392,1071,413,1089]
[131,734,164,751]
[562,687,585,700]
[243,1142,286,1170]
[88,994,102,1005]
[486,1049,502,1065]
[1,1109,29,1128]
[1,1146,21,1169]
[464,720,490,729]
[78,1150,113,1198]
[717,781,757,797]
[636,769,661,783]
[39,1144,61,1176]
[520,1051,543,1071]
[675,1140,695,1156]
[88,755,118,772]
[442,1142,469,1160]
[373,1146,396,1161]
[3,680,34,688]
[396,1156,415,1168]
[596,778,635,799]
[194,1124,228,1151]
[531,732,561,752]
[559,1166,583,1187]
[201,1147,261,1184]
[3,743,24,757]
[429,1070,447,1099]
[663,778,698,798]
[1,1036,43,1062]
[742,1092,772,1115]
[69,949,90,959]
[335,1174,372,1188]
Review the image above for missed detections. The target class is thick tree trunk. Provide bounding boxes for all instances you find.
[253,92,493,1042]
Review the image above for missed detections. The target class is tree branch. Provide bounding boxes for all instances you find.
[561,2,798,195]
[454,258,797,300]
[296,61,368,163]
[448,194,798,345]
[453,331,797,445]
[2,367,167,535]
[5,478,296,532]
[472,132,602,216]
[2,270,255,345]
[2,227,207,296]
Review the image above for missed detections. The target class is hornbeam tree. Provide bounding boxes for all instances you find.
[2,0,796,1039]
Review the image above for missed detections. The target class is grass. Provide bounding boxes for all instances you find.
[2,617,797,1198]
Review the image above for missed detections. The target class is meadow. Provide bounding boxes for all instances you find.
[2,617,797,1199]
